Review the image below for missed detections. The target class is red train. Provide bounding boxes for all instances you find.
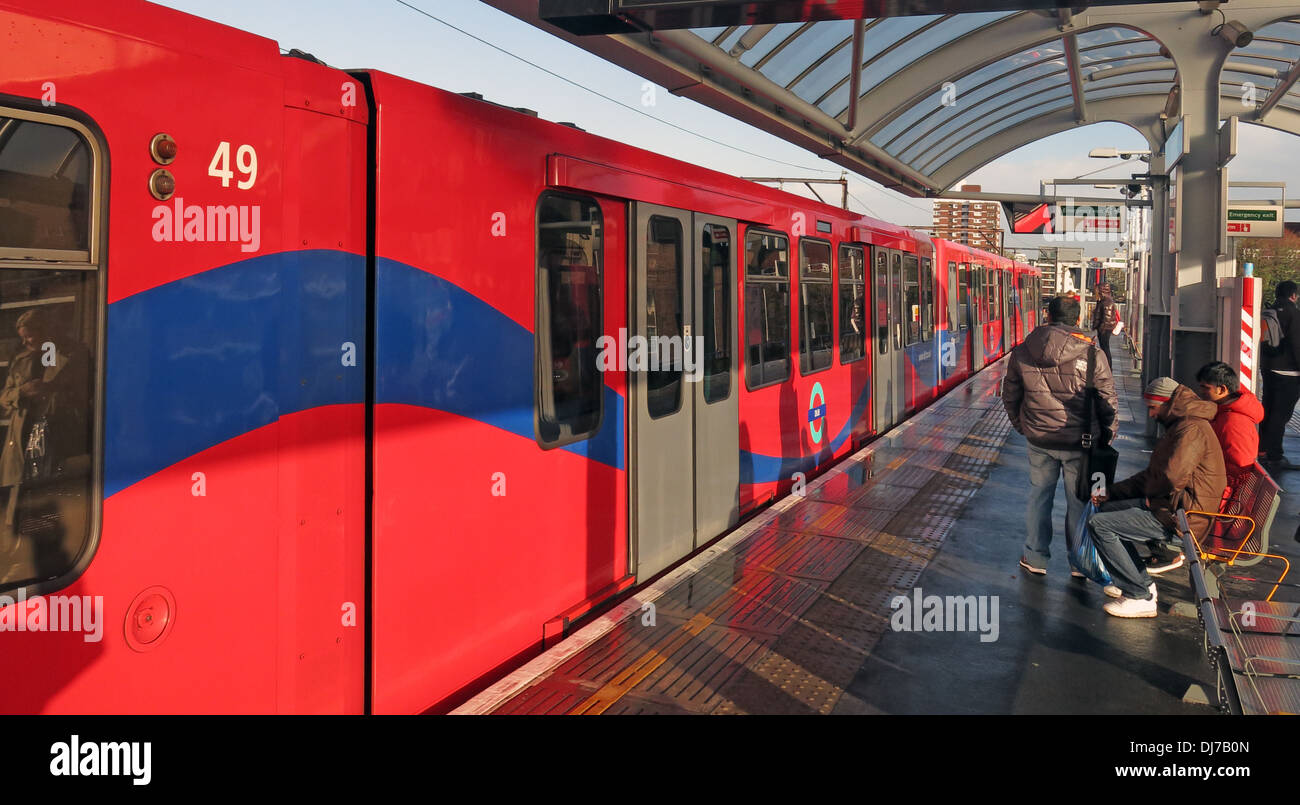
[0,0,1039,714]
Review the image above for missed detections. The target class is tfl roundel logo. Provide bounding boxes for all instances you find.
[808,382,827,445]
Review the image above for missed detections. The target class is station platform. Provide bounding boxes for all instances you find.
[457,346,1297,715]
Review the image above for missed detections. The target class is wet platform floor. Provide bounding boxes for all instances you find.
[458,348,1222,715]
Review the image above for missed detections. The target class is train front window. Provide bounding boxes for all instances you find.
[701,224,731,404]
[536,192,603,447]
[645,216,684,419]
[0,115,91,260]
[839,245,865,364]
[798,239,832,375]
[743,230,790,389]
[0,108,101,598]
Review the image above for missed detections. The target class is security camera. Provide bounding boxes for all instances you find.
[1219,20,1254,48]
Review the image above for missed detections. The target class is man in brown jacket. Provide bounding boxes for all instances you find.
[1003,294,1118,576]
[1089,378,1227,618]
[1090,283,1119,366]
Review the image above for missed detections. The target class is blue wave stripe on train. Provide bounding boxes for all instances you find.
[373,257,624,470]
[740,378,871,486]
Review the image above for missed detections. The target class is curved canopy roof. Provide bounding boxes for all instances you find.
[487,1,1300,196]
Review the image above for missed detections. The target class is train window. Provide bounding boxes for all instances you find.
[701,223,731,404]
[903,254,920,346]
[921,258,933,342]
[891,253,903,350]
[839,245,866,364]
[993,269,1003,322]
[536,192,603,447]
[946,261,957,333]
[743,230,790,390]
[645,216,684,419]
[0,114,92,260]
[0,110,103,598]
[958,264,969,331]
[874,250,889,355]
[798,239,833,375]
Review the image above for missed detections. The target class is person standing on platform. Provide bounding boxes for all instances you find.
[1003,294,1118,577]
[1090,283,1118,367]
[1260,281,1300,473]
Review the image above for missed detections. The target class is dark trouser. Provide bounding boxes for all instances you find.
[1096,331,1112,366]
[1260,371,1300,460]
[1088,498,1176,600]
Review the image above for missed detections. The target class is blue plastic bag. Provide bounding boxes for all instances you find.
[1068,501,1113,585]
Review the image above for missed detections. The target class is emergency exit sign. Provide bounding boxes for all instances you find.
[1225,205,1284,238]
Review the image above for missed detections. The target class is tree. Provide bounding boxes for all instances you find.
[1238,229,1300,305]
[1105,266,1126,300]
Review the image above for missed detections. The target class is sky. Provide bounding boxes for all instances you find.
[152,0,1300,258]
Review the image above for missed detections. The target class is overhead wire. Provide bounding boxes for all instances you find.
[390,0,841,174]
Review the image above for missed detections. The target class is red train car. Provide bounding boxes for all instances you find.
[0,0,1037,714]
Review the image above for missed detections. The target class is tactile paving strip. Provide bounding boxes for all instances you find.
[485,363,1017,715]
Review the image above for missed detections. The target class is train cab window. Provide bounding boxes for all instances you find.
[0,110,102,597]
[644,216,685,419]
[921,258,933,342]
[536,192,603,446]
[701,223,731,404]
[957,264,970,331]
[839,245,866,364]
[874,250,889,355]
[902,254,920,346]
[0,115,91,258]
[743,230,790,389]
[798,239,832,375]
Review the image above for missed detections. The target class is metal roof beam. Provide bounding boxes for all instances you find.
[1257,57,1300,122]
[929,95,1165,189]
[1064,31,1087,123]
[845,19,865,132]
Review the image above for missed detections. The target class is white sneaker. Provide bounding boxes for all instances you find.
[1103,582,1156,600]
[1104,594,1158,618]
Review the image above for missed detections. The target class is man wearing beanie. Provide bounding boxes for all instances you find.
[1003,294,1117,576]
[1088,378,1227,618]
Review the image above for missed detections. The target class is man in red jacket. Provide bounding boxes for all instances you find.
[1196,361,1263,473]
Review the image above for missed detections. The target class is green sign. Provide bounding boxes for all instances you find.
[1227,209,1278,222]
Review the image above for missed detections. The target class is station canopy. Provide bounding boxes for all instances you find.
[486,1,1300,197]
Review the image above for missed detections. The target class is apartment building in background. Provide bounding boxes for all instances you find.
[932,185,1003,253]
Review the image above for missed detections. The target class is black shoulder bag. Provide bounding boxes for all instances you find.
[1076,344,1120,501]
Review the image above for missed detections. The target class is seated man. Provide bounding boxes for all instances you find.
[1195,360,1263,473]
[1088,377,1227,618]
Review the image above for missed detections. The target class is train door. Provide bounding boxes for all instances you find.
[871,247,905,432]
[693,216,740,547]
[971,265,987,371]
[1002,269,1014,353]
[630,203,738,580]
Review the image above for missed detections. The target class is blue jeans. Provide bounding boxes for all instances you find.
[1087,499,1177,600]
[1024,443,1085,569]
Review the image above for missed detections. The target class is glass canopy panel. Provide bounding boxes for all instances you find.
[716,26,746,52]
[869,45,1067,148]
[790,32,855,102]
[1075,27,1146,51]
[892,59,1068,159]
[856,14,943,65]
[922,98,1073,175]
[760,20,853,87]
[854,12,1017,97]
[1077,38,1163,66]
[738,22,805,66]
[1236,37,1300,64]
[691,27,729,43]
[900,75,1071,164]
[910,86,1073,170]
[1221,69,1278,95]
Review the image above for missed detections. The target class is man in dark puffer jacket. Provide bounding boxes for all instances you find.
[1003,295,1118,576]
